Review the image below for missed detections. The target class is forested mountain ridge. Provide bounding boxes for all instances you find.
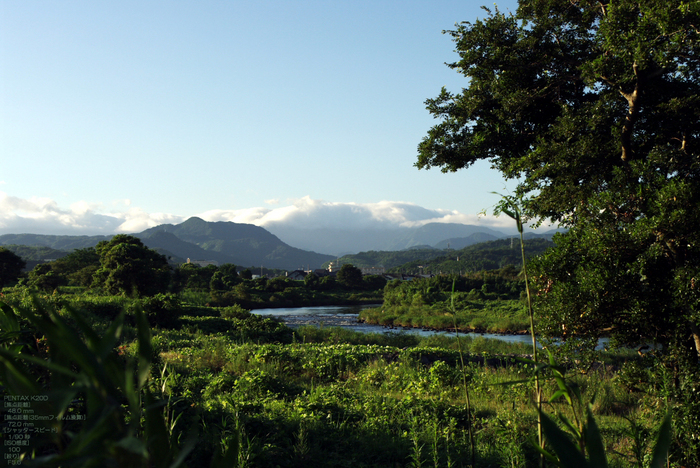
[0,218,340,270]
[268,222,511,255]
[139,217,335,270]
[0,234,111,251]
[1,218,559,272]
[2,244,70,261]
[325,235,557,272]
[388,238,554,274]
[0,218,335,271]
[325,249,451,270]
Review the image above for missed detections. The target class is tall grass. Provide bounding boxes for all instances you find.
[178,289,211,307]
[492,192,543,461]
[0,294,675,467]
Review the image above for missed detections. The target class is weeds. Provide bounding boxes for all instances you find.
[0,295,678,467]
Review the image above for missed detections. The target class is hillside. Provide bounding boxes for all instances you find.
[2,244,70,261]
[265,223,510,255]
[0,234,111,251]
[326,248,450,270]
[0,218,336,270]
[138,217,335,270]
[388,237,554,274]
[433,232,499,250]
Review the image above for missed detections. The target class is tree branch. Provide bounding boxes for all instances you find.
[619,62,641,162]
[598,1,607,16]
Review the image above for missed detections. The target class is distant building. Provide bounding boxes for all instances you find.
[360,266,385,276]
[186,258,219,267]
[287,270,307,280]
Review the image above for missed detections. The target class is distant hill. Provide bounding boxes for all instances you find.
[0,218,335,270]
[324,248,449,270]
[2,244,70,261]
[433,232,500,250]
[1,244,71,272]
[265,223,510,255]
[0,234,111,251]
[138,217,335,270]
[388,237,555,274]
[522,230,561,240]
[1,220,564,271]
[384,223,506,250]
[323,234,557,272]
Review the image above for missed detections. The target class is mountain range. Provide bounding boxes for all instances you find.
[264,223,511,255]
[0,217,563,270]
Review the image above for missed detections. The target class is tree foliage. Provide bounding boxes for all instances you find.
[336,264,364,289]
[27,263,67,292]
[51,247,100,287]
[209,264,239,291]
[421,2,700,460]
[0,247,26,287]
[419,0,700,355]
[92,235,171,297]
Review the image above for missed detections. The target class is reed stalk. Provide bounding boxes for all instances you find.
[491,193,543,465]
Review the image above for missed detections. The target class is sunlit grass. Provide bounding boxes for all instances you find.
[1,293,666,467]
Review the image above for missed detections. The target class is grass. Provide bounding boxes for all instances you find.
[360,299,531,334]
[0,293,676,467]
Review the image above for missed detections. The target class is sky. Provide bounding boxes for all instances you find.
[0,0,527,238]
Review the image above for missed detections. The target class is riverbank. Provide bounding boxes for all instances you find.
[358,299,531,335]
[187,287,384,309]
[245,297,383,310]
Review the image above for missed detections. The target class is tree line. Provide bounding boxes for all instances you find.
[0,236,386,306]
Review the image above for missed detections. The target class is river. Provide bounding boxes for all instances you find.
[252,304,549,347]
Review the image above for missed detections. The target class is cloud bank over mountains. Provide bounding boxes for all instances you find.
[199,197,511,231]
[0,192,183,235]
[0,192,517,237]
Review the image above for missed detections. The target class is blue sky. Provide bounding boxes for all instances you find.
[1,0,526,236]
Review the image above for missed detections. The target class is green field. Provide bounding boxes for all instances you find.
[0,291,681,467]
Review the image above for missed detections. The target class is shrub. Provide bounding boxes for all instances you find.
[220,304,250,320]
[132,293,183,328]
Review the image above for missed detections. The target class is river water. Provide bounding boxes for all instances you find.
[252,304,542,347]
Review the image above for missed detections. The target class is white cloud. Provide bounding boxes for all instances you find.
[114,208,184,233]
[0,193,520,237]
[196,196,517,231]
[0,192,183,235]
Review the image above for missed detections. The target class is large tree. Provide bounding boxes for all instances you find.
[92,235,171,297]
[419,0,700,357]
[419,2,700,459]
[336,264,364,289]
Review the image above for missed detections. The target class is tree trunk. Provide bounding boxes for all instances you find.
[691,322,700,361]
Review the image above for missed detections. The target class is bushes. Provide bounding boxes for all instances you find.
[220,303,250,319]
[132,293,183,328]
